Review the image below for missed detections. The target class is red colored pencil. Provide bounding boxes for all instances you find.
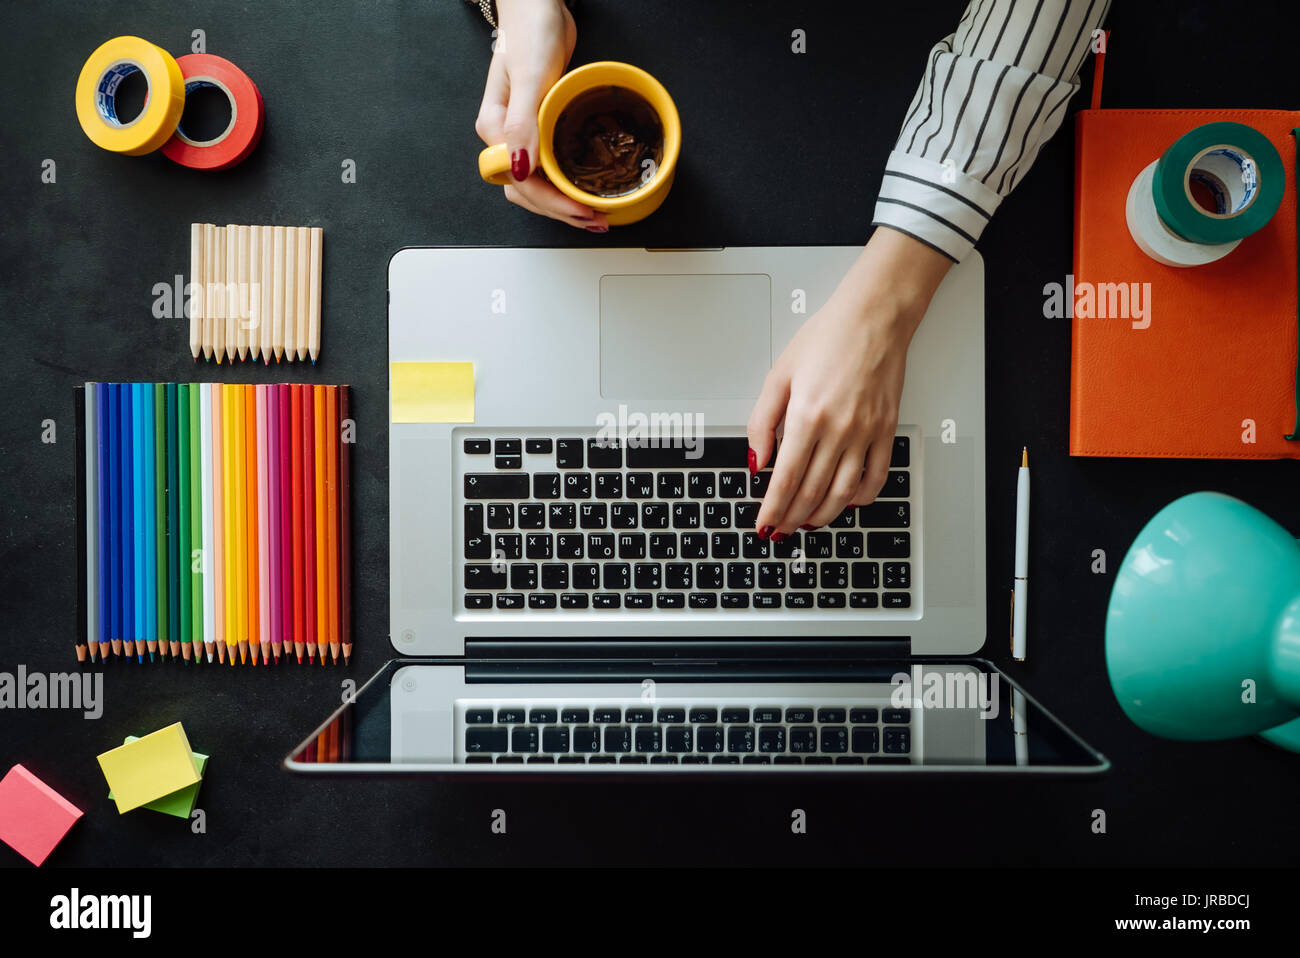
[278,384,293,660]
[290,384,305,664]
[301,383,317,664]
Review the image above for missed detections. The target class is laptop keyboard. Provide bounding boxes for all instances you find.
[458,699,916,765]
[459,432,916,615]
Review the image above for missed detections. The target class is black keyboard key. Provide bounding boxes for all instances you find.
[688,472,716,498]
[883,592,911,608]
[852,727,880,753]
[890,436,909,468]
[758,726,786,752]
[721,708,750,723]
[718,472,747,499]
[465,593,492,610]
[527,755,555,764]
[689,592,717,608]
[511,726,539,753]
[517,503,546,529]
[835,756,865,765]
[464,504,490,559]
[465,755,494,764]
[850,591,879,608]
[880,471,910,499]
[859,501,910,528]
[561,708,590,723]
[594,472,622,499]
[789,727,817,753]
[609,503,638,529]
[533,473,561,499]
[817,708,846,723]
[672,502,701,529]
[556,439,583,469]
[464,564,506,590]
[741,532,769,558]
[495,454,521,470]
[657,708,685,723]
[821,562,848,589]
[657,472,685,499]
[510,563,538,590]
[604,726,632,753]
[618,534,646,560]
[816,592,846,609]
[573,727,601,752]
[525,438,552,454]
[572,564,600,589]
[555,533,583,559]
[496,707,525,723]
[666,726,694,752]
[587,755,616,764]
[587,438,622,468]
[527,593,556,610]
[773,533,802,558]
[618,755,647,764]
[626,438,750,469]
[868,756,912,764]
[851,562,879,589]
[548,503,576,529]
[465,709,493,724]
[803,757,833,765]
[650,534,679,559]
[560,592,589,609]
[727,726,756,753]
[726,562,755,590]
[625,593,652,609]
[557,755,586,764]
[494,439,520,456]
[711,533,739,558]
[494,533,522,560]
[563,472,592,499]
[884,727,911,754]
[773,755,802,765]
[753,707,781,723]
[656,592,686,609]
[696,562,724,589]
[868,532,910,558]
[720,592,748,608]
[734,501,760,529]
[755,563,784,590]
[883,709,911,724]
[530,708,558,724]
[680,533,709,559]
[465,473,528,499]
[785,708,813,722]
[650,755,679,764]
[641,502,669,528]
[592,592,621,609]
[784,592,814,609]
[602,564,630,589]
[804,532,833,558]
[463,438,490,454]
[486,503,515,529]
[850,708,879,723]
[711,755,740,764]
[689,707,718,723]
[624,707,652,724]
[664,562,692,589]
[626,473,655,498]
[465,727,508,753]
[593,708,621,723]
[828,508,856,529]
[537,724,566,750]
[820,727,848,753]
[883,563,910,589]
[750,471,771,497]
[835,532,864,559]
[680,755,709,764]
[703,503,732,529]
[495,756,524,764]
[586,534,614,560]
[634,727,662,753]
[496,592,524,610]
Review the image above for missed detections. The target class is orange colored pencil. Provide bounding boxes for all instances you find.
[290,384,305,663]
[325,386,340,664]
[229,382,245,665]
[313,385,328,664]
[244,383,259,665]
[210,383,224,663]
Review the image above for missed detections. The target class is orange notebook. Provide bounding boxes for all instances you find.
[1070,105,1300,458]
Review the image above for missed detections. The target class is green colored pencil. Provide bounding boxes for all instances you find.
[154,382,168,660]
[170,383,185,660]
[189,384,203,660]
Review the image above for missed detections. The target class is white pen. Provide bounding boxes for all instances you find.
[1011,448,1029,661]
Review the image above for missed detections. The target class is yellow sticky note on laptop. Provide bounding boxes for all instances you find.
[97,723,202,814]
[390,362,474,423]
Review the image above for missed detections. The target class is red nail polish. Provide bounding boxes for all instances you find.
[758,525,773,540]
[800,524,814,531]
[747,447,758,475]
[771,532,787,543]
[510,148,530,182]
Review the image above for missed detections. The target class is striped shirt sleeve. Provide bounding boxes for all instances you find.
[873,0,1113,262]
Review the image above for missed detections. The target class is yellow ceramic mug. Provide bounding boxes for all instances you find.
[478,61,681,226]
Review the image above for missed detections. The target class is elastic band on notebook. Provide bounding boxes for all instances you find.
[1287,128,1300,441]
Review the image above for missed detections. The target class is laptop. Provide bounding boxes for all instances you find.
[285,246,1107,774]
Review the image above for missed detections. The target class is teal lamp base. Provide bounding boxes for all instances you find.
[1259,716,1300,753]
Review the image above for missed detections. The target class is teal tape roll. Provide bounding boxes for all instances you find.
[1152,121,1284,245]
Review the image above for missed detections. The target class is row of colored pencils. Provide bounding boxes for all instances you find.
[76,383,352,666]
[188,224,323,364]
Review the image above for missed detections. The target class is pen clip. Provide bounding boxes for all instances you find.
[1009,588,1016,653]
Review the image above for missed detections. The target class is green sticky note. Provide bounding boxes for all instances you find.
[390,362,474,423]
[107,736,207,818]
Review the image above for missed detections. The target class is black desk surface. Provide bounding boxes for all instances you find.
[1,0,1297,868]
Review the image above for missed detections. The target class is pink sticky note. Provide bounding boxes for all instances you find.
[0,764,83,866]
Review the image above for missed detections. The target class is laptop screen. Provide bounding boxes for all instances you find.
[285,658,1107,774]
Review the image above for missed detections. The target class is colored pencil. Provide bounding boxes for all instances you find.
[278,385,293,656]
[189,224,202,361]
[202,384,217,661]
[325,386,340,663]
[198,384,212,661]
[312,385,327,663]
[244,383,259,664]
[189,385,203,661]
[114,384,128,658]
[256,385,271,663]
[215,382,229,664]
[77,386,90,664]
[267,385,281,661]
[339,386,352,665]
[131,382,146,661]
[228,383,244,664]
[165,383,180,658]
[150,382,164,660]
[96,384,111,661]
[290,384,305,663]
[177,384,191,661]
[302,384,317,663]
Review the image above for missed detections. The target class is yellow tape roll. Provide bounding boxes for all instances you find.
[75,37,185,156]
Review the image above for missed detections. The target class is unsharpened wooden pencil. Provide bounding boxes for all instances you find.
[272,227,285,362]
[308,228,323,363]
[295,228,310,363]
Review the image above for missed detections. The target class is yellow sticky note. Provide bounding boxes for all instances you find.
[97,723,202,814]
[390,362,474,423]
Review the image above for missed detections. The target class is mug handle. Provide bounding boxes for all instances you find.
[478,144,513,186]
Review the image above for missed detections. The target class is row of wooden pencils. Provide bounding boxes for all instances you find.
[76,383,352,666]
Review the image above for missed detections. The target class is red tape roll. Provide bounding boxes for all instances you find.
[162,54,264,171]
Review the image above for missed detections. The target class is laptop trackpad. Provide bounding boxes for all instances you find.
[600,273,772,399]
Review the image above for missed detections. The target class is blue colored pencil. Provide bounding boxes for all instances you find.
[142,383,157,662]
[96,383,110,659]
[133,382,147,661]
[105,384,120,656]
[120,383,134,658]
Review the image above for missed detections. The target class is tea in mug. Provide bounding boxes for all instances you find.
[553,85,664,197]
